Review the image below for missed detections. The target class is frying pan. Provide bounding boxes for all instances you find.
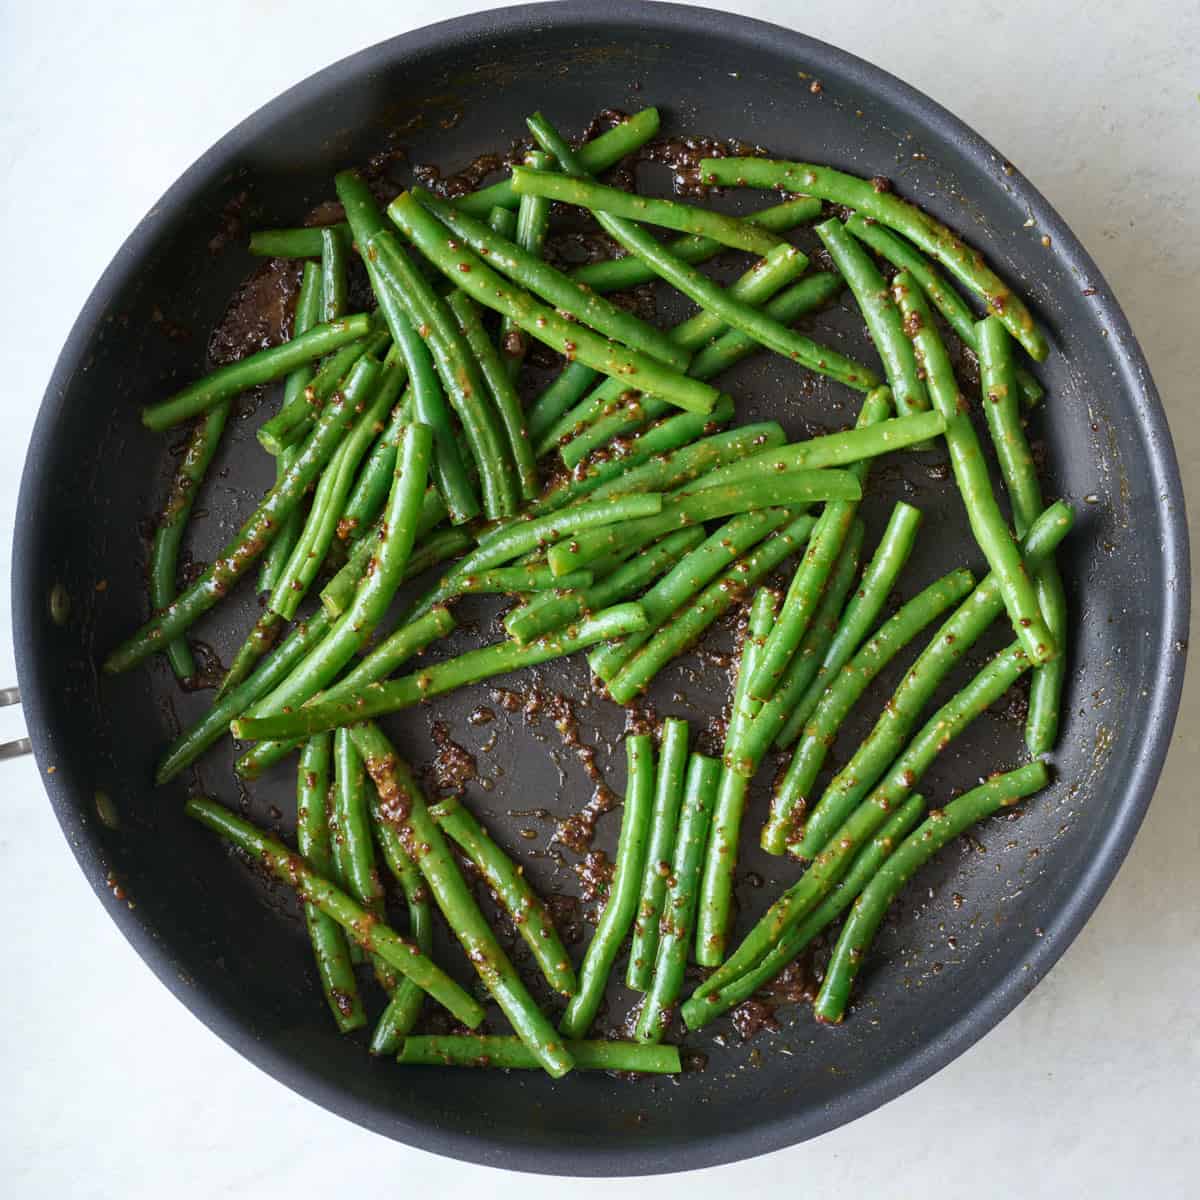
[12,1,1188,1175]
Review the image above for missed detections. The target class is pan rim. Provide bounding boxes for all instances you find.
[12,0,1190,1175]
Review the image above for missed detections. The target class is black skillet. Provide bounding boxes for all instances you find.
[11,1,1189,1176]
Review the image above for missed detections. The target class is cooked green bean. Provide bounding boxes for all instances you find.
[816,218,929,418]
[762,568,975,855]
[141,314,372,432]
[457,565,594,594]
[429,796,576,996]
[694,587,779,966]
[320,226,349,321]
[626,718,690,991]
[259,260,323,595]
[813,763,1050,1022]
[249,224,350,258]
[297,734,365,1032]
[397,1036,679,1074]
[511,167,787,255]
[150,401,229,679]
[351,723,575,1077]
[977,316,1066,753]
[892,272,1055,665]
[561,733,655,1038]
[185,797,485,1027]
[636,753,720,1042]
[572,197,822,293]
[699,158,1049,361]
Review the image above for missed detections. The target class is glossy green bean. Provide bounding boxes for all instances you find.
[397,1036,679,1073]
[560,733,656,1038]
[249,224,350,257]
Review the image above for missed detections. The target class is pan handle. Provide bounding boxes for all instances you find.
[0,687,32,759]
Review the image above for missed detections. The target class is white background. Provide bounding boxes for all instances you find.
[2,1,1197,1195]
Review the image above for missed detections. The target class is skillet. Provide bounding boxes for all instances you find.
[11,1,1189,1175]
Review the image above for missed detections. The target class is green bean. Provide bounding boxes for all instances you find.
[843,214,1044,408]
[106,381,365,675]
[771,501,924,751]
[337,388,412,542]
[977,316,1066,753]
[816,218,929,418]
[747,389,892,701]
[682,795,926,1030]
[219,609,285,702]
[813,763,1050,1022]
[141,314,372,432]
[636,752,720,1042]
[495,157,549,381]
[296,734,365,1032]
[892,272,1055,665]
[699,158,1049,362]
[512,167,786,256]
[504,527,705,644]
[547,243,806,465]
[429,796,576,996]
[678,410,944,496]
[388,193,722,417]
[560,733,656,1038]
[794,500,1073,859]
[627,718,690,991]
[350,723,574,1077]
[606,513,817,705]
[454,106,661,216]
[694,587,779,966]
[397,1036,679,1074]
[233,602,648,740]
[457,565,593,594]
[547,473,856,578]
[266,356,389,621]
[367,777,434,1055]
[336,170,480,523]
[249,224,350,258]
[259,261,323,594]
[416,187,688,370]
[155,608,332,784]
[526,113,877,394]
[332,728,396,992]
[150,402,229,679]
[588,508,794,685]
[185,797,485,1026]
[320,226,349,321]
[446,290,538,500]
[729,519,865,779]
[366,228,517,517]
[573,197,823,293]
[257,329,388,456]
[762,568,975,855]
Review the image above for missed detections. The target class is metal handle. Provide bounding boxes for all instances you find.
[0,687,32,760]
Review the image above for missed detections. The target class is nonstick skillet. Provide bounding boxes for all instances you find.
[11,1,1189,1176]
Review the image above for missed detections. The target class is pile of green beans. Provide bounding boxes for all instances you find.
[123,102,1073,1077]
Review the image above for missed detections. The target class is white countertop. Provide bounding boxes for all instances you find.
[3,1,1197,1194]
